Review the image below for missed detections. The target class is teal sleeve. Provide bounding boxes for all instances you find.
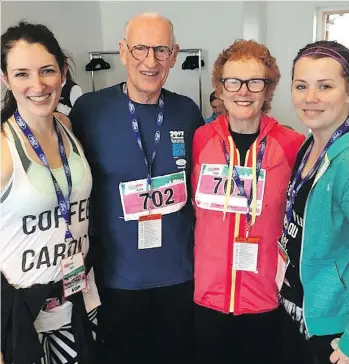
[338,178,349,357]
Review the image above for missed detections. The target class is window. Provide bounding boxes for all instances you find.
[315,7,349,48]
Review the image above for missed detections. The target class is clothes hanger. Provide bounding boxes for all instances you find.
[182,55,205,70]
[85,55,111,71]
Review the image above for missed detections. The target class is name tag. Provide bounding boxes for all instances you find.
[233,236,260,272]
[61,253,87,298]
[195,164,266,214]
[119,171,187,221]
[276,241,290,291]
[138,214,162,250]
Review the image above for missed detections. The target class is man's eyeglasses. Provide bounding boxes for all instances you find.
[220,78,271,93]
[126,42,173,61]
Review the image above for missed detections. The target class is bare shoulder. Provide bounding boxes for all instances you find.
[1,130,13,191]
[54,112,72,131]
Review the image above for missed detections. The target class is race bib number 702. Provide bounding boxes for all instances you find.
[119,171,187,221]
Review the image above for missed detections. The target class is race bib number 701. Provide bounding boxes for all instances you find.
[195,164,266,215]
[119,171,187,221]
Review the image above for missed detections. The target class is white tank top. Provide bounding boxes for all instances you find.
[0,120,100,332]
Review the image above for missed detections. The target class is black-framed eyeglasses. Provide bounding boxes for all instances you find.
[220,78,271,93]
[126,41,173,61]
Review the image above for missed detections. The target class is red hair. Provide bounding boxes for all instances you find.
[212,39,280,113]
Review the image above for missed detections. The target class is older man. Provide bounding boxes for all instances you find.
[70,12,203,364]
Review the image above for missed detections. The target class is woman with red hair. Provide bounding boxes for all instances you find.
[192,39,305,363]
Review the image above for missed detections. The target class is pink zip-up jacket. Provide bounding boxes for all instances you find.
[192,114,305,314]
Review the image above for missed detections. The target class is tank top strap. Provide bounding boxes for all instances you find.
[1,121,29,203]
[4,120,32,172]
[54,117,84,158]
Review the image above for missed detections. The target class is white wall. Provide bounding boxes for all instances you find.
[243,1,267,44]
[2,1,348,132]
[98,1,245,117]
[1,1,103,93]
[265,1,349,134]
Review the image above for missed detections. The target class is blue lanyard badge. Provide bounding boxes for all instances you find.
[123,83,164,191]
[283,117,349,236]
[14,110,73,241]
[222,136,267,224]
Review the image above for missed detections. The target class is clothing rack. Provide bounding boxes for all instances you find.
[87,48,203,112]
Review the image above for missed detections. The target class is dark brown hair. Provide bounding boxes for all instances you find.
[292,40,349,92]
[1,21,69,124]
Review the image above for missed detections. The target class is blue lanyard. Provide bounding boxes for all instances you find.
[14,110,73,241]
[222,136,267,223]
[123,83,164,190]
[283,117,349,236]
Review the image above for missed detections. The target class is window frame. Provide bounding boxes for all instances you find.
[314,6,349,42]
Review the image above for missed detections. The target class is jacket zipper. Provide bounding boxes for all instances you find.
[300,195,310,339]
[299,158,330,339]
[229,147,252,313]
[229,148,242,313]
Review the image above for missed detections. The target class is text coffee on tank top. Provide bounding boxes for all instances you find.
[0,121,100,332]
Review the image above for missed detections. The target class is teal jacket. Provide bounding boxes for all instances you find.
[300,132,349,357]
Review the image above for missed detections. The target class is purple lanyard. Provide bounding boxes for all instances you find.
[14,110,73,241]
[123,83,164,190]
[283,117,349,236]
[222,136,267,223]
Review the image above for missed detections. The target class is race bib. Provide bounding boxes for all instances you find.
[119,171,187,221]
[195,164,266,214]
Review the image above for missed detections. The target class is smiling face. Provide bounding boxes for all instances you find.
[220,58,267,125]
[2,40,65,119]
[119,16,178,103]
[292,56,349,132]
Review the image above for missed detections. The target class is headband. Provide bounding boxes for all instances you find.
[298,46,349,75]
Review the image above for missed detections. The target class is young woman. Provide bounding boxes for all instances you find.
[191,39,305,364]
[1,22,100,364]
[278,40,349,364]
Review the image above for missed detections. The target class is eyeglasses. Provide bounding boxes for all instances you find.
[220,78,271,93]
[126,42,173,61]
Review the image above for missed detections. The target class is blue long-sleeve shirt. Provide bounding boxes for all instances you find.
[70,83,204,289]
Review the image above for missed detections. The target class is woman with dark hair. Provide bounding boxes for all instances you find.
[278,40,349,364]
[191,39,305,364]
[1,22,100,364]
